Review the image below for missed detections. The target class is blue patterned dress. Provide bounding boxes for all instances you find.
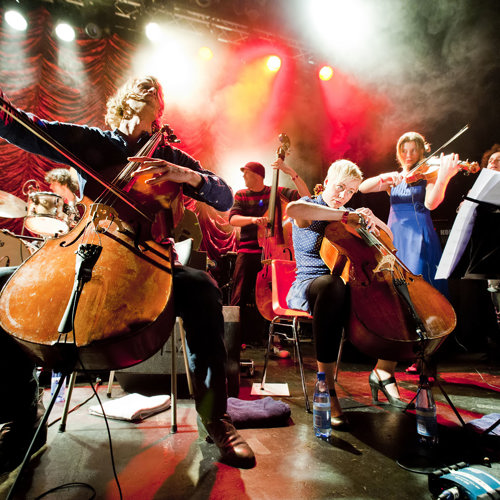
[388,179,447,295]
[286,195,353,312]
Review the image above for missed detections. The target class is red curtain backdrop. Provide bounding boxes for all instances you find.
[0,7,237,264]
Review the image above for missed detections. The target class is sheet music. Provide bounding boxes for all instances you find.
[435,168,500,279]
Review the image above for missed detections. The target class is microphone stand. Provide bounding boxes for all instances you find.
[58,243,102,334]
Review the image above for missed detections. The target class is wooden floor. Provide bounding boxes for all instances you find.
[1,343,499,500]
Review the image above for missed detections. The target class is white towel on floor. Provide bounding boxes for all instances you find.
[89,393,171,422]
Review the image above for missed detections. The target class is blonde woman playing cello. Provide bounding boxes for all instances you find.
[286,160,412,430]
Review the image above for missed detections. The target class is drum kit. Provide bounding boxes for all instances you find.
[0,182,81,267]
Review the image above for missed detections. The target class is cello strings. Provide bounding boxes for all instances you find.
[83,129,165,246]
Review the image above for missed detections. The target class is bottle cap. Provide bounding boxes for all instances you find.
[317,372,326,381]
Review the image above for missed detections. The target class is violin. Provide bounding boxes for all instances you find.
[404,156,480,184]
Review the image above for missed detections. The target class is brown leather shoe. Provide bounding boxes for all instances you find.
[205,416,256,469]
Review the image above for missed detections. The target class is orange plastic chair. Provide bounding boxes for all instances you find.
[259,259,312,412]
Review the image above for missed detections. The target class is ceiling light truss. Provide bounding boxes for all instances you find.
[37,0,316,63]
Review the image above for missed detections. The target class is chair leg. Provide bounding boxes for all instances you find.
[178,318,194,398]
[171,323,178,433]
[59,371,77,432]
[293,317,311,413]
[260,320,275,388]
[334,329,346,383]
[107,370,115,398]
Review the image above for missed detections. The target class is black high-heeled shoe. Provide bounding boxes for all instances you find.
[368,370,413,409]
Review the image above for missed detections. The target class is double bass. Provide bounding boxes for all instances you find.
[0,96,181,372]
[255,133,295,321]
[320,213,456,361]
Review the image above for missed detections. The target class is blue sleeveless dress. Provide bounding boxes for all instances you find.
[388,179,448,295]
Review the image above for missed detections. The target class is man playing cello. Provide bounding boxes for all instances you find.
[0,76,255,473]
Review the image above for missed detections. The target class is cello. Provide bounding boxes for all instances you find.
[319,213,456,361]
[0,96,181,372]
[255,133,295,321]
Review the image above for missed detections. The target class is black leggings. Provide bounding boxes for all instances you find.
[306,274,349,364]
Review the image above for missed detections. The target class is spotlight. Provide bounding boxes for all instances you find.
[145,22,163,42]
[195,0,215,7]
[55,22,76,42]
[319,65,334,81]
[5,9,28,31]
[266,55,281,72]
[198,46,214,61]
[85,22,102,39]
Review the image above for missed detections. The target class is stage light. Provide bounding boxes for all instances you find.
[304,0,373,55]
[266,55,281,72]
[319,65,334,81]
[5,9,28,31]
[85,22,102,39]
[195,0,215,7]
[145,22,163,42]
[198,46,214,61]
[55,22,76,42]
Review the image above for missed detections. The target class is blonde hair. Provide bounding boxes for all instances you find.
[326,159,363,185]
[105,76,165,130]
[396,131,430,167]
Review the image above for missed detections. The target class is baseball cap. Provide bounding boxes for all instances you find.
[241,161,265,178]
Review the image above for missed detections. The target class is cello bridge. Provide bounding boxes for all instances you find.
[373,254,396,274]
[90,203,126,233]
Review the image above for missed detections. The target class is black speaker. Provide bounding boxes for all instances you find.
[115,306,241,397]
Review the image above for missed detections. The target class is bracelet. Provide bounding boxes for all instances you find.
[341,211,349,224]
[291,174,298,181]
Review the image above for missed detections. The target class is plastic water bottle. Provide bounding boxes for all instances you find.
[313,372,331,440]
[51,371,66,403]
[415,374,438,446]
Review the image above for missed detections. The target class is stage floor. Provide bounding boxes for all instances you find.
[1,343,499,500]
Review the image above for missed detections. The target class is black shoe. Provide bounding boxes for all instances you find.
[331,414,350,431]
[368,370,414,409]
[329,386,350,430]
[204,415,256,469]
[0,419,47,477]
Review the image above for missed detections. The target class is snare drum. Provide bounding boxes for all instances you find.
[25,191,69,237]
[0,231,31,266]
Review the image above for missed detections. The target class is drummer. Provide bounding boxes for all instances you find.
[45,167,80,205]
[44,167,81,228]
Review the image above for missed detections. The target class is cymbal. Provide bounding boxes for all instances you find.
[0,190,27,218]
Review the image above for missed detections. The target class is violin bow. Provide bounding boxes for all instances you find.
[411,124,469,173]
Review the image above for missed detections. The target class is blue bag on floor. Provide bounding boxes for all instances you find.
[227,397,291,428]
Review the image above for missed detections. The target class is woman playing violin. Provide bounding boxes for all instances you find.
[286,160,411,430]
[359,132,461,295]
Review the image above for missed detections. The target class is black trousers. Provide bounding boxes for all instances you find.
[306,274,349,364]
[230,252,267,345]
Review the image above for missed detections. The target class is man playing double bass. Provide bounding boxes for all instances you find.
[229,159,309,349]
[0,76,255,473]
